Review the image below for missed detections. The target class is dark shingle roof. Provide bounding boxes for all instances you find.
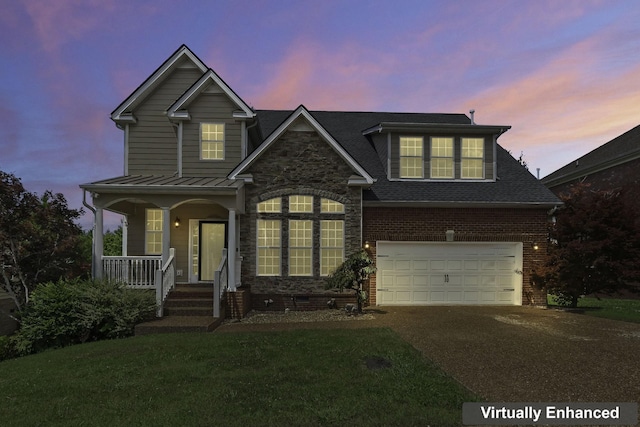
[542,124,640,188]
[256,109,560,206]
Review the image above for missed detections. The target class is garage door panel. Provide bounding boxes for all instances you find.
[376,242,522,306]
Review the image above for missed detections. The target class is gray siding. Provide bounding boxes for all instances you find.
[370,133,389,176]
[182,93,242,177]
[128,66,202,175]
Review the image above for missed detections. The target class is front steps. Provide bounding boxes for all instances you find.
[135,283,222,335]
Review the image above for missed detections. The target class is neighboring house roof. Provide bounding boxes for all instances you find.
[542,124,640,188]
[80,175,242,195]
[256,109,560,207]
[229,105,375,185]
[111,45,208,124]
[167,68,255,120]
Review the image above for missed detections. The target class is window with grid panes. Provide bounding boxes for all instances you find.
[145,209,163,255]
[461,138,484,179]
[289,220,312,276]
[320,220,344,276]
[399,137,424,178]
[201,123,225,160]
[430,137,454,178]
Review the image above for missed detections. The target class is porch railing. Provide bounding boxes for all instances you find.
[102,255,162,288]
[213,249,228,318]
[155,248,176,317]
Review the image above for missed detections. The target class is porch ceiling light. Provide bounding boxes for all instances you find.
[174,217,181,228]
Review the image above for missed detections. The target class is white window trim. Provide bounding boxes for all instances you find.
[200,122,225,161]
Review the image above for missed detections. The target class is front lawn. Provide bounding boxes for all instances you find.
[548,295,640,323]
[0,328,476,426]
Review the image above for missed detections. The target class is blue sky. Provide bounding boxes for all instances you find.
[2,0,640,230]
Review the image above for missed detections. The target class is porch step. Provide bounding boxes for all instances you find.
[134,316,222,335]
[164,298,212,308]
[170,283,214,299]
[164,306,214,316]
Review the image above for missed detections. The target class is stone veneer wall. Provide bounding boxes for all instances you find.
[363,206,552,306]
[240,129,362,296]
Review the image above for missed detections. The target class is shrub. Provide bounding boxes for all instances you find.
[0,335,17,361]
[12,279,156,356]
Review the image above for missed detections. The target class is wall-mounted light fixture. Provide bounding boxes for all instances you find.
[174,217,181,228]
[364,241,370,249]
[445,230,455,242]
[532,242,539,251]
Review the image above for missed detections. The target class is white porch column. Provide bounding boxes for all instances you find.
[121,216,128,256]
[227,208,236,291]
[95,207,104,279]
[162,207,171,264]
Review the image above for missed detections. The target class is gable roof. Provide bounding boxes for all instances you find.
[167,68,255,120]
[542,124,640,188]
[229,105,374,185]
[111,45,208,123]
[256,109,560,207]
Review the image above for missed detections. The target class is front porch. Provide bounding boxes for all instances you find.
[80,175,249,324]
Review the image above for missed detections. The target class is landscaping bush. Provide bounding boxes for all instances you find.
[0,335,17,361]
[12,279,156,356]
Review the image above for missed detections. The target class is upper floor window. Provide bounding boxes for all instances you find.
[201,123,225,160]
[399,137,424,178]
[257,198,281,213]
[289,195,313,213]
[430,137,454,179]
[321,198,345,213]
[461,138,484,179]
[145,208,163,255]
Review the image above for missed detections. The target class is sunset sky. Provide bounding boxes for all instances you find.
[2,0,640,229]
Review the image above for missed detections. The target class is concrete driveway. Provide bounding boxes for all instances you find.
[372,306,640,403]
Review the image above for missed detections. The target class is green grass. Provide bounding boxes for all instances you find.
[0,328,476,426]
[547,295,640,323]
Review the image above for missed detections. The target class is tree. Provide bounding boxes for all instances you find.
[325,249,376,313]
[533,183,640,307]
[0,171,86,311]
[104,226,123,256]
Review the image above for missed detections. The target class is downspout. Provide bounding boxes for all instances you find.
[171,122,183,177]
[82,189,97,279]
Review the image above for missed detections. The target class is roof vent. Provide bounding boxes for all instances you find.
[469,109,475,125]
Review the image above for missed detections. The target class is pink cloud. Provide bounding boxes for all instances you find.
[23,0,116,53]
[248,41,388,111]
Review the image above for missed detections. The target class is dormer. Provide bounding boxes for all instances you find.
[362,122,510,182]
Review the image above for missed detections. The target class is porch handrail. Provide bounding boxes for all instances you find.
[155,248,176,317]
[102,255,162,288]
[213,249,228,318]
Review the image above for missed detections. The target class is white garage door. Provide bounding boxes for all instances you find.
[376,242,522,305]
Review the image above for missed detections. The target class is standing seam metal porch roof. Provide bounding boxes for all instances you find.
[80,175,242,194]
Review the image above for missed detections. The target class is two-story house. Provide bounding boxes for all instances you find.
[81,45,560,318]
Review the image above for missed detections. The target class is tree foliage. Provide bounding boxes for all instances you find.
[325,249,376,313]
[533,183,640,307]
[0,171,87,311]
